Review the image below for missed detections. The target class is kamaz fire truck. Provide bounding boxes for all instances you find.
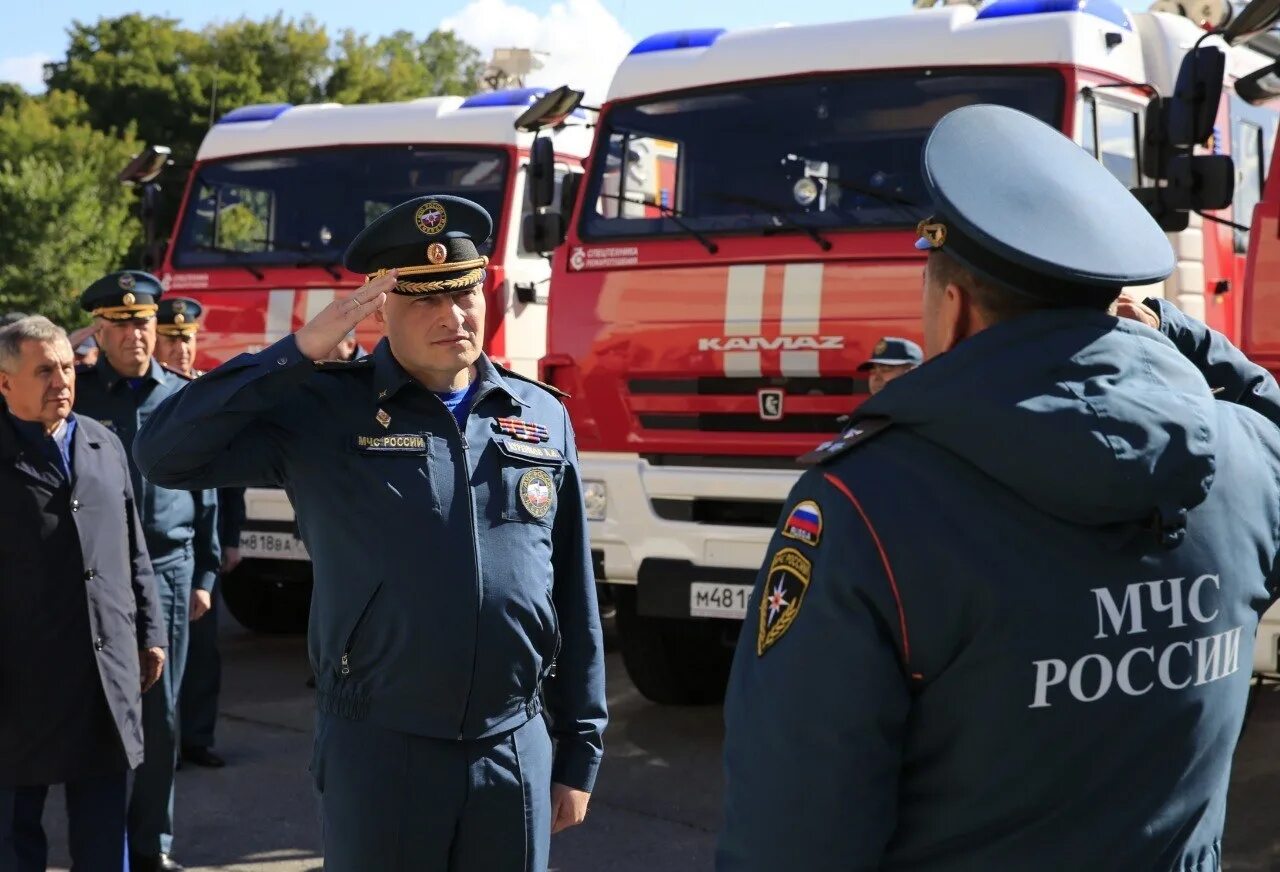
[153,90,591,631]
[518,0,1280,703]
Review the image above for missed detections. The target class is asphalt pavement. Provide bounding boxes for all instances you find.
[39,602,1280,871]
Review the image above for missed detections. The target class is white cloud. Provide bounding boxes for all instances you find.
[441,0,633,106]
[0,53,50,93]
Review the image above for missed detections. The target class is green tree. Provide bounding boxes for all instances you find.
[326,30,484,104]
[0,91,141,324]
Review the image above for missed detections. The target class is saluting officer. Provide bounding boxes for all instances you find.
[718,105,1280,870]
[75,273,220,872]
[133,195,607,871]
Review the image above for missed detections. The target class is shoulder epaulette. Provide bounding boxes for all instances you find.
[314,356,374,372]
[797,416,892,466]
[160,363,193,381]
[494,362,569,400]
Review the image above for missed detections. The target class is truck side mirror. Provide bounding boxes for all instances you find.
[560,170,583,220]
[528,137,556,211]
[523,211,566,254]
[1167,46,1225,147]
[1131,155,1234,226]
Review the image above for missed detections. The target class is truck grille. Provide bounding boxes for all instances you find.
[627,376,864,435]
[651,498,785,528]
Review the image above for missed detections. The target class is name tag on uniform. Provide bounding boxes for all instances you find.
[495,439,564,464]
[353,434,428,455]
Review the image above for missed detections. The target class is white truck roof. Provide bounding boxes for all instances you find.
[606,1,1273,104]
[196,89,593,163]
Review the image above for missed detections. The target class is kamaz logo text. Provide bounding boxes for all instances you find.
[697,336,845,352]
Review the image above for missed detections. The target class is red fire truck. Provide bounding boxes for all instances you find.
[519,0,1280,702]
[151,89,591,631]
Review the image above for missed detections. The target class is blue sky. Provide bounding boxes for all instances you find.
[0,0,1160,102]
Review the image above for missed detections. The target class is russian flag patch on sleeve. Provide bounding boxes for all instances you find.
[781,499,822,547]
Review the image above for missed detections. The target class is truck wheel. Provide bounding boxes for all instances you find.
[614,585,735,705]
[219,560,312,634]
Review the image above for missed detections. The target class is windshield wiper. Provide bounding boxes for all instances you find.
[812,175,925,224]
[240,238,346,280]
[597,192,719,254]
[709,192,833,252]
[190,244,265,280]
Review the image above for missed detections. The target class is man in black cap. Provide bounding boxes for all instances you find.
[719,104,1280,869]
[74,272,220,872]
[858,336,922,396]
[134,195,606,871]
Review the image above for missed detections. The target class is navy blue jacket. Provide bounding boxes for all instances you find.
[132,336,607,791]
[719,309,1280,870]
[1,411,166,785]
[74,356,220,590]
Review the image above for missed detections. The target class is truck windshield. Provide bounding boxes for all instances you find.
[173,146,508,268]
[581,69,1064,240]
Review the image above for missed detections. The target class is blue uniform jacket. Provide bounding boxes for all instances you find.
[74,356,220,590]
[719,308,1280,871]
[132,336,607,792]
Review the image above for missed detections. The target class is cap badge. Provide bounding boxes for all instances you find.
[118,273,137,292]
[414,201,447,236]
[916,218,947,249]
[427,242,449,265]
[173,300,186,313]
[376,408,391,429]
[174,313,186,325]
[122,292,136,306]
[518,468,555,520]
[873,340,888,357]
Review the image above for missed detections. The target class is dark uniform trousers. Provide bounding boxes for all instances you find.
[179,586,220,751]
[128,551,193,857]
[0,775,128,872]
[310,711,553,872]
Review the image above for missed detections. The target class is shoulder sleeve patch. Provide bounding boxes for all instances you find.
[797,416,892,466]
[314,357,374,372]
[493,362,569,400]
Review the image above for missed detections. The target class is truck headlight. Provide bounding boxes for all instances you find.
[583,480,607,521]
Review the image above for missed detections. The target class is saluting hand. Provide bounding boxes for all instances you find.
[67,322,101,350]
[1113,292,1160,330]
[294,271,395,361]
[140,647,166,693]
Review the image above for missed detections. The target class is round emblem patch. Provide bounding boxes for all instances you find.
[427,242,449,265]
[173,300,186,313]
[873,339,888,357]
[118,273,136,292]
[414,201,448,236]
[518,468,555,520]
[121,292,136,306]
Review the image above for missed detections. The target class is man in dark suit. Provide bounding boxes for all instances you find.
[0,315,166,871]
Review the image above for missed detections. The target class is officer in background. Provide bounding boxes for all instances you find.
[154,297,231,769]
[858,336,922,395]
[154,297,202,378]
[75,273,220,872]
[718,105,1280,869]
[134,195,607,871]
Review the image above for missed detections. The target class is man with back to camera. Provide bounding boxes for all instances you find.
[74,273,220,872]
[132,195,607,871]
[718,104,1280,869]
[0,315,166,872]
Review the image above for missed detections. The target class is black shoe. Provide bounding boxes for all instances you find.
[182,746,226,768]
[130,853,185,872]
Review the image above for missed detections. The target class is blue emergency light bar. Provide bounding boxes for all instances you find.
[460,88,549,109]
[629,28,725,55]
[217,103,293,124]
[976,0,1131,30]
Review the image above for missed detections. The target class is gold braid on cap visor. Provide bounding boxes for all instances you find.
[916,218,947,249]
[367,256,489,295]
[157,324,199,337]
[93,304,159,321]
